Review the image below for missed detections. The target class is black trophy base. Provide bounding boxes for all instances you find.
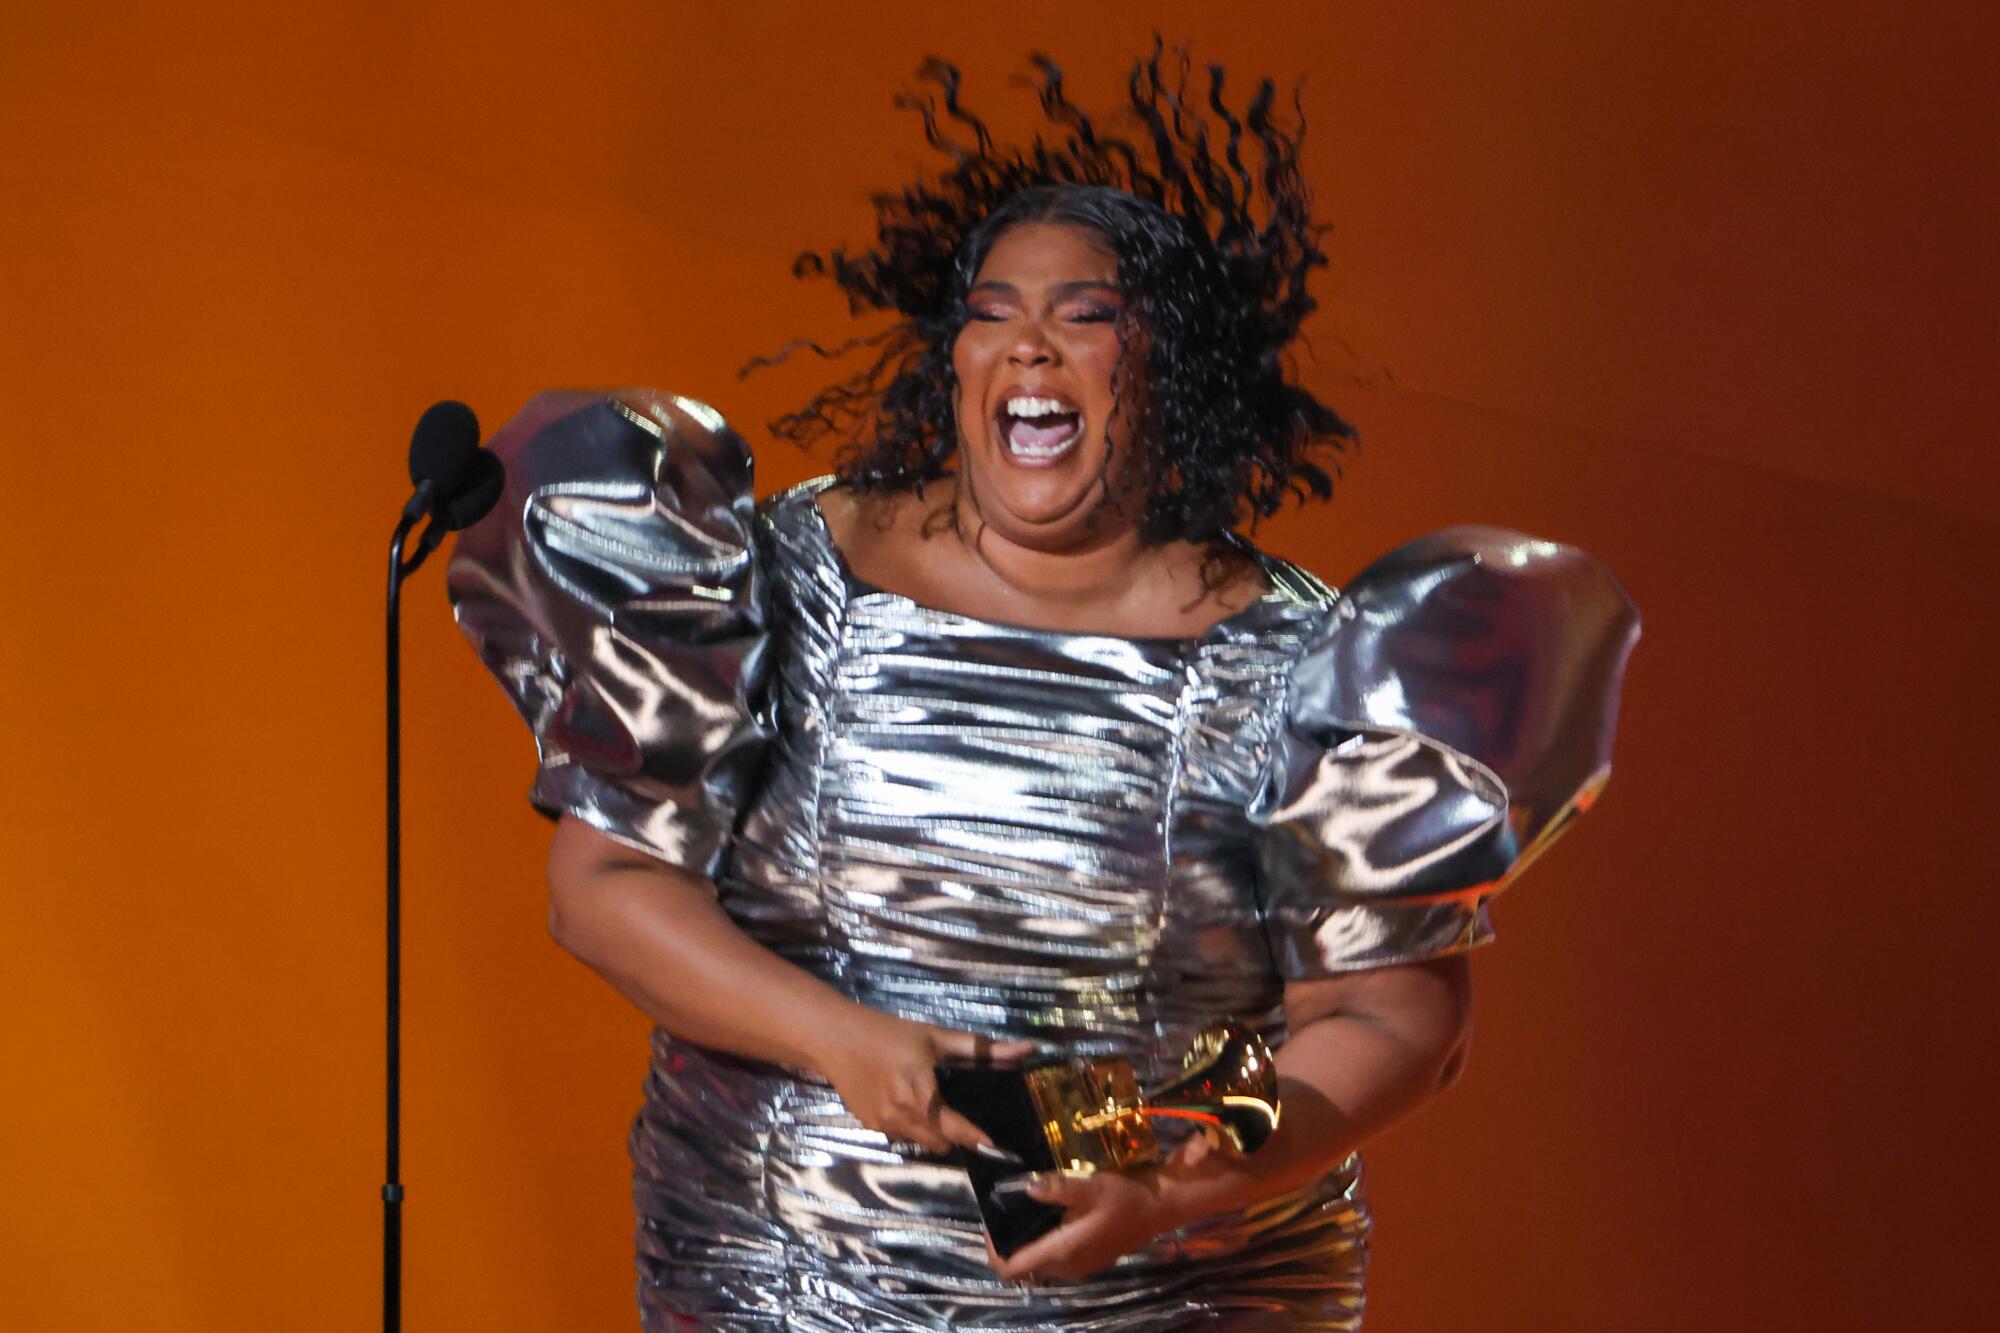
[934,1061,1066,1258]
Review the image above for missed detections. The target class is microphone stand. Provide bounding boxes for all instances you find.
[384,484,444,1333]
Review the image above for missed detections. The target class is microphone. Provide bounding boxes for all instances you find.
[380,395,501,1333]
[409,449,504,562]
[435,448,503,530]
[402,400,482,523]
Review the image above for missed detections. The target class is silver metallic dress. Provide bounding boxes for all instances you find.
[447,389,1640,1331]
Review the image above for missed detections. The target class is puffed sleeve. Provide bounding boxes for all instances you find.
[1249,527,1640,976]
[444,388,771,877]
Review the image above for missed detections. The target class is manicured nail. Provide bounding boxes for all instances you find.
[990,1172,1051,1199]
[973,1141,1025,1165]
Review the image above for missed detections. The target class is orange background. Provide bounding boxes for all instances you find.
[4,2,1996,1329]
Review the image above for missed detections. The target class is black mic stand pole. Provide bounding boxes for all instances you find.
[383,481,440,1333]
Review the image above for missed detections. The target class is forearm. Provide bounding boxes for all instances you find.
[546,823,1035,1155]
[1155,958,1471,1224]
[547,845,857,1071]
[990,961,1473,1282]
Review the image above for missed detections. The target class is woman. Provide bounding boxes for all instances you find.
[448,54,1638,1330]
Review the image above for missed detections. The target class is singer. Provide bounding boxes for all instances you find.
[448,52,1637,1330]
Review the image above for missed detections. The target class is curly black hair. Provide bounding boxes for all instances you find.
[758,45,1353,547]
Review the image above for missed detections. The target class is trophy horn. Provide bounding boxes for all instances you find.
[1128,1020,1281,1155]
[1056,1020,1281,1166]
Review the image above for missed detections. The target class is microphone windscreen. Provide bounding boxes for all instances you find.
[437,450,505,531]
[409,400,480,490]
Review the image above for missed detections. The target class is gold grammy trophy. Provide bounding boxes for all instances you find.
[1026,1019,1282,1170]
[937,1019,1282,1255]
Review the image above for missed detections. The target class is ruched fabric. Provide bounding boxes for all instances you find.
[448,389,1639,1330]
[446,389,771,878]
[1251,527,1641,976]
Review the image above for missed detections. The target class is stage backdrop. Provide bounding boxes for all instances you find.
[4,2,1996,1329]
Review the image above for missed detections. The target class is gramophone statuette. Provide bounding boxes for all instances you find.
[936,1020,1282,1256]
[1024,1020,1281,1172]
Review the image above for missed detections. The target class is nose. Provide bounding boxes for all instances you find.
[1007,321,1059,367]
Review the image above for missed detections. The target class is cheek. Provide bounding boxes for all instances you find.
[1076,339,1136,426]
[1115,337,1152,412]
[949,343,975,432]
[952,326,998,385]
[1076,328,1131,385]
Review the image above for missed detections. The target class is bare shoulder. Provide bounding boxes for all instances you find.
[815,482,959,589]
[810,481,896,550]
[810,479,859,529]
[1144,540,1271,632]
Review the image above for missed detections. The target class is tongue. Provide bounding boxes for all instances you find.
[1008,414,1078,451]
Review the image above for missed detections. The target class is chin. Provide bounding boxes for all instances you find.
[968,447,1123,543]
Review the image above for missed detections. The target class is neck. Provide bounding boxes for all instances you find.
[946,474,1153,609]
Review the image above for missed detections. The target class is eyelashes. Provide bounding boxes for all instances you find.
[963,306,1122,325]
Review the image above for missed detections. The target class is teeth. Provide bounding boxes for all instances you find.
[1005,395,1070,418]
[1009,436,1075,457]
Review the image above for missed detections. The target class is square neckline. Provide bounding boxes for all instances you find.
[789,477,1324,649]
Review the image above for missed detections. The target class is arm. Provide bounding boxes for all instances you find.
[546,814,1029,1154]
[989,952,1473,1280]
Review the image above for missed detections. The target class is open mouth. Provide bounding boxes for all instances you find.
[996,394,1084,463]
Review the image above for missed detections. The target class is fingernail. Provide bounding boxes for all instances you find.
[974,1141,1025,1165]
[990,1173,1049,1198]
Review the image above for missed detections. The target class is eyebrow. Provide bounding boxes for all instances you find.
[968,280,1123,300]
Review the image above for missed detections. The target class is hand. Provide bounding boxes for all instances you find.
[814,1006,1036,1156]
[984,1157,1195,1282]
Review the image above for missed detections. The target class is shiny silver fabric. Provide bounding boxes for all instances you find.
[449,390,770,877]
[447,389,1640,1331]
[1255,528,1641,975]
